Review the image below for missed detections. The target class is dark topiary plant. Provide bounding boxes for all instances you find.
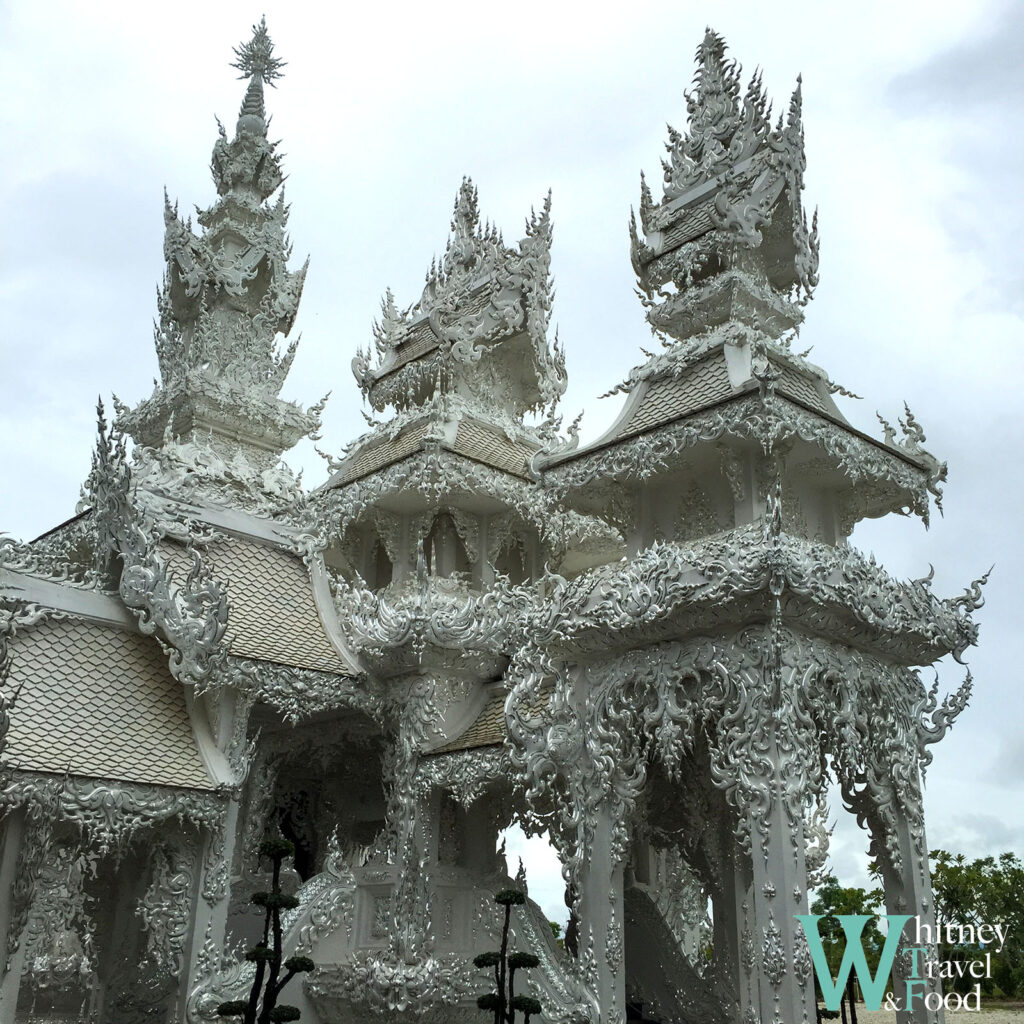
[473,888,543,1023]
[217,837,315,1024]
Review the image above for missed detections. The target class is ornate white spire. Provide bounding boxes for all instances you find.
[630,29,818,350]
[120,21,321,514]
[352,179,565,419]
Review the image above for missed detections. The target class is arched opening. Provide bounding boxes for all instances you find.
[369,534,393,590]
[424,512,472,578]
[495,534,529,585]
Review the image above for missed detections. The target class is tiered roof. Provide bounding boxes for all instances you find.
[324,179,568,504]
[543,30,946,534]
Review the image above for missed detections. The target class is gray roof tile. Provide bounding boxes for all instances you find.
[4,619,213,789]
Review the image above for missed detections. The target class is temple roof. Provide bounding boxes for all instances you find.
[601,346,836,445]
[4,618,214,790]
[429,688,507,754]
[426,685,551,756]
[327,409,539,488]
[160,533,350,675]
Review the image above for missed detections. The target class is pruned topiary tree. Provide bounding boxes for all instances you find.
[473,888,543,1023]
[217,837,315,1024]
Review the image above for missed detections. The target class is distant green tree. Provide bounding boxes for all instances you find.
[217,838,315,1024]
[473,889,543,1024]
[930,849,1024,998]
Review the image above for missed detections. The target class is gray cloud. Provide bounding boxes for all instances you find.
[887,5,1024,313]
[888,4,1024,109]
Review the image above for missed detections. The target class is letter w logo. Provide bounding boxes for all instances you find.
[795,914,911,1011]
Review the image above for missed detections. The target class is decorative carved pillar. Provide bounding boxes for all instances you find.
[578,800,626,1024]
[179,678,251,1015]
[723,830,756,1019]
[566,658,624,1023]
[853,774,944,1024]
[382,681,438,963]
[741,727,816,1024]
[0,809,26,1023]
[179,799,240,1016]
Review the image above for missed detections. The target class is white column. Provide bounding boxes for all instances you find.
[176,799,241,1019]
[0,810,26,1024]
[861,777,945,1024]
[744,729,816,1024]
[578,801,626,1024]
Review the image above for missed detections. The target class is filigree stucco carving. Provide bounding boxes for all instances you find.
[78,406,231,693]
[414,748,508,807]
[316,445,619,566]
[502,524,980,663]
[0,773,227,854]
[306,953,476,1019]
[18,834,97,995]
[288,832,357,953]
[506,619,972,892]
[545,391,945,526]
[139,833,196,977]
[227,657,378,725]
[0,533,103,591]
[333,571,530,662]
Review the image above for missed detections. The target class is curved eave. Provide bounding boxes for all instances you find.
[320,418,538,491]
[560,589,967,668]
[542,388,936,521]
[522,533,975,667]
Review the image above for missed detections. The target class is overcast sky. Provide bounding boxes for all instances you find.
[1,1,1021,923]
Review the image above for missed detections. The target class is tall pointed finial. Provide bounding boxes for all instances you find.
[230,18,285,125]
[230,16,285,85]
[632,29,819,342]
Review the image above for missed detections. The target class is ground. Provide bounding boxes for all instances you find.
[856,1004,1024,1021]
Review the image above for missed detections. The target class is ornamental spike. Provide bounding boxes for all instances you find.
[230,16,285,86]
[787,74,804,131]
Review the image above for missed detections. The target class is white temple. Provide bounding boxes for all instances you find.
[0,22,986,1024]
